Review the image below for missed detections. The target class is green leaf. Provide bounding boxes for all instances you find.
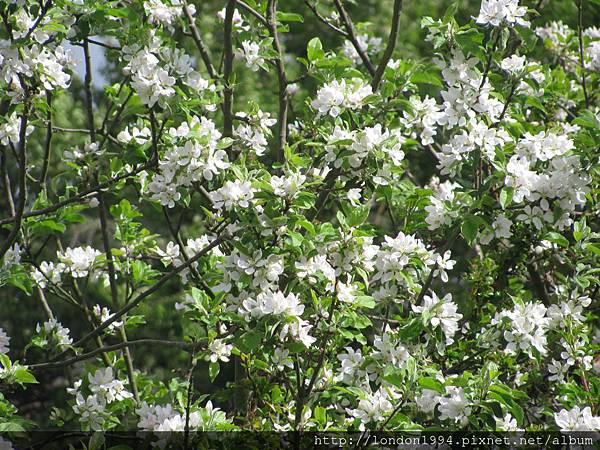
[0,354,11,369]
[418,377,445,394]
[398,318,423,340]
[14,368,38,384]
[573,110,600,130]
[346,204,370,228]
[499,187,513,210]
[353,295,376,309]
[544,232,569,248]
[461,215,480,244]
[295,219,315,235]
[583,243,600,256]
[410,71,442,87]
[383,372,404,389]
[276,12,304,22]
[573,219,587,242]
[237,330,263,353]
[30,220,67,235]
[89,432,105,450]
[314,406,327,425]
[524,97,547,114]
[307,37,324,62]
[286,230,303,247]
[209,361,220,382]
[336,210,348,229]
[217,137,235,149]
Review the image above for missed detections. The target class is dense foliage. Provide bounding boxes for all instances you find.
[1,0,600,444]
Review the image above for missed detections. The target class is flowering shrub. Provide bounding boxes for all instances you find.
[0,0,599,442]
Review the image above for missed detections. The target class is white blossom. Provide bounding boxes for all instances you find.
[235,41,264,71]
[554,406,600,431]
[207,339,233,363]
[92,305,123,334]
[342,34,383,66]
[57,246,102,278]
[475,0,529,28]
[413,292,463,345]
[311,78,372,117]
[501,54,526,74]
[270,172,306,199]
[346,388,394,427]
[437,386,471,426]
[37,319,73,347]
[88,367,133,403]
[495,301,550,357]
[208,179,256,211]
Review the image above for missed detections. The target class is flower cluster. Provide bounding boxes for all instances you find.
[68,368,133,430]
[311,78,373,118]
[147,116,230,207]
[233,109,277,156]
[137,400,231,432]
[123,33,212,107]
[475,0,529,28]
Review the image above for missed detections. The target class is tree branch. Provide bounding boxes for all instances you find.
[267,0,288,166]
[237,0,269,27]
[332,0,375,76]
[29,339,197,371]
[0,160,155,226]
[23,0,53,40]
[38,91,52,193]
[576,0,590,108]
[304,1,348,37]
[183,1,217,79]
[0,103,30,260]
[222,0,236,158]
[50,234,227,362]
[371,0,403,91]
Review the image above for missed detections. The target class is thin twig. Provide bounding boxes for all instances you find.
[23,0,53,40]
[304,1,348,37]
[0,160,155,226]
[183,1,217,79]
[371,0,403,91]
[222,0,236,158]
[415,226,460,305]
[237,0,269,27]
[29,339,197,370]
[50,235,227,361]
[576,0,590,108]
[332,0,375,76]
[39,91,52,193]
[184,350,198,450]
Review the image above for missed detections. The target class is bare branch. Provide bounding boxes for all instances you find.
[222,0,236,157]
[304,1,348,37]
[371,0,403,91]
[183,1,218,79]
[332,0,375,76]
[237,0,269,27]
[576,0,590,108]
[29,339,198,371]
[267,0,288,165]
[0,103,30,260]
